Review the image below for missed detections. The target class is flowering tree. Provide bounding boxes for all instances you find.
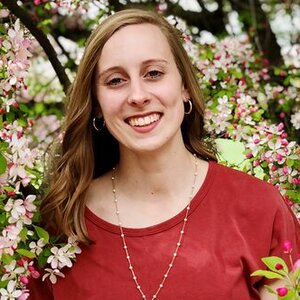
[0,0,299,298]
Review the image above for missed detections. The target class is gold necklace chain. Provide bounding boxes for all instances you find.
[111,154,198,300]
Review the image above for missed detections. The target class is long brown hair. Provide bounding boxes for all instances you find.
[41,9,216,244]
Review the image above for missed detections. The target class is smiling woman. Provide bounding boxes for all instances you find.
[95,23,189,153]
[29,8,300,300]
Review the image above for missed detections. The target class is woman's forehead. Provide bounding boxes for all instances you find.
[98,23,173,70]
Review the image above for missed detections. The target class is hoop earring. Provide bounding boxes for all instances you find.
[93,117,105,131]
[184,100,193,115]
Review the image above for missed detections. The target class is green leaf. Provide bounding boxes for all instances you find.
[251,270,284,279]
[5,112,15,123]
[274,67,281,76]
[0,213,6,225]
[0,142,9,151]
[286,159,294,168]
[290,77,300,88]
[254,166,266,180]
[283,76,291,86]
[37,247,51,268]
[263,285,276,294]
[34,225,49,244]
[16,249,36,259]
[1,253,14,265]
[252,109,264,122]
[0,24,7,34]
[0,280,8,288]
[19,227,28,241]
[34,103,45,114]
[19,103,30,114]
[45,2,52,10]
[262,256,289,274]
[285,190,298,199]
[0,153,7,175]
[215,138,246,165]
[37,253,48,268]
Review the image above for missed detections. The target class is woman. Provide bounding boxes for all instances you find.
[30,8,300,300]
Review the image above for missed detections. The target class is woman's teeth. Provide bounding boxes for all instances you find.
[128,113,160,127]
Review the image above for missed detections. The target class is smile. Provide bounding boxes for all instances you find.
[127,113,161,127]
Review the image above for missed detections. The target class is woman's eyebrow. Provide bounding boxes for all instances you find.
[98,59,169,78]
[98,66,123,79]
[141,59,168,65]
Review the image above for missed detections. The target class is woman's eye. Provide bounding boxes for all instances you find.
[147,70,162,78]
[107,77,124,86]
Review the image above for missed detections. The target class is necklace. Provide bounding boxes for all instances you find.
[111,154,198,300]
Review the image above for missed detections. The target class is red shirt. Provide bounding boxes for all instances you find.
[29,162,300,299]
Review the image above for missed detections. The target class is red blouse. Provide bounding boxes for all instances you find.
[29,162,300,300]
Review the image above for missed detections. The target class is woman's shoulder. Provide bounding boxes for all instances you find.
[208,161,284,210]
[211,161,276,191]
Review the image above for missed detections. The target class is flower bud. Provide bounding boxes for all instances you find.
[31,270,40,279]
[19,275,29,284]
[283,240,292,253]
[276,287,288,297]
[7,191,16,197]
[275,263,283,270]
[28,265,35,272]
[246,152,253,159]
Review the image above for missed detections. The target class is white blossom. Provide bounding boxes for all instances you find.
[42,269,65,284]
[0,280,22,299]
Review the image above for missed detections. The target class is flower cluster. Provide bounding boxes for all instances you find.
[0,121,39,189]
[251,241,300,299]
[197,36,299,213]
[0,19,32,112]
[0,17,80,299]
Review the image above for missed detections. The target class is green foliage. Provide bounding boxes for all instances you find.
[34,225,50,244]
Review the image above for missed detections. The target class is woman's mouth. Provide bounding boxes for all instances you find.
[126,113,161,127]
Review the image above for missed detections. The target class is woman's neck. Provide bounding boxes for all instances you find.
[116,146,196,201]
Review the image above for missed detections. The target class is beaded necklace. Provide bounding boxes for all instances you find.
[111,154,198,300]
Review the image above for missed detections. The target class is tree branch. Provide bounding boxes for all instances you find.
[0,0,71,94]
[108,0,226,35]
[196,0,208,12]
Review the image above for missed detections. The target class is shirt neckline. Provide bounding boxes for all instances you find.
[85,160,217,237]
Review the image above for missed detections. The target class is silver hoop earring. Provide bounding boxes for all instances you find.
[184,100,193,115]
[93,117,105,131]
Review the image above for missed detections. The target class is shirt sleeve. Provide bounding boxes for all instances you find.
[269,195,300,260]
[251,188,300,289]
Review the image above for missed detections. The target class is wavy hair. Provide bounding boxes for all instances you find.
[41,8,216,244]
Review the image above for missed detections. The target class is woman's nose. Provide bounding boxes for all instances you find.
[128,79,150,107]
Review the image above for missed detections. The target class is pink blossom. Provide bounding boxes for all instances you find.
[253,160,260,167]
[293,259,300,271]
[283,166,289,175]
[0,9,9,18]
[18,289,30,300]
[23,195,37,212]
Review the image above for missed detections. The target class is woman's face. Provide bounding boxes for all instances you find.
[95,23,189,154]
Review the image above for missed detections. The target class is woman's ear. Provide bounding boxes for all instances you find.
[93,99,103,118]
[182,87,191,101]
